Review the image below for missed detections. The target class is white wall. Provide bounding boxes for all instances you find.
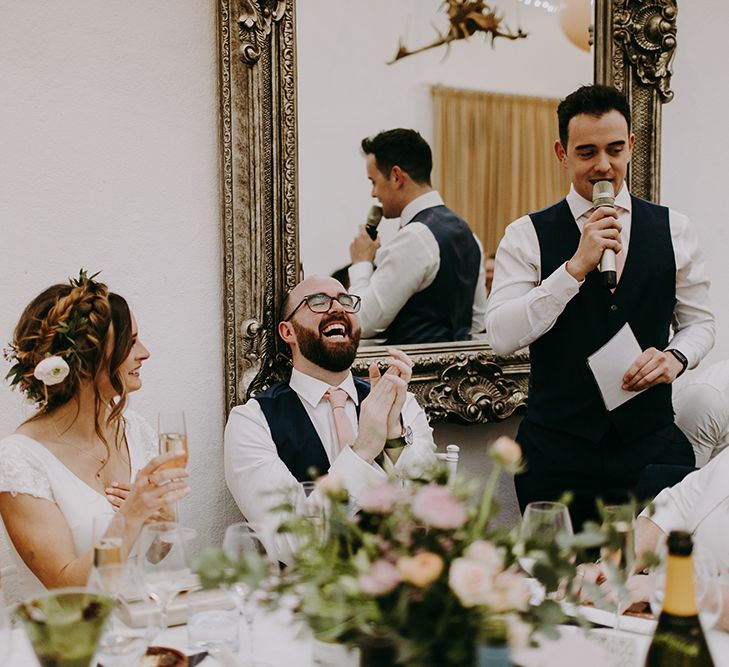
[0,2,240,550]
[662,0,728,366]
[297,0,592,276]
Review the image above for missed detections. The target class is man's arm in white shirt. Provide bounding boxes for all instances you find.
[348,223,439,338]
[224,394,436,563]
[471,235,488,334]
[485,215,583,355]
[665,210,715,368]
[674,382,727,467]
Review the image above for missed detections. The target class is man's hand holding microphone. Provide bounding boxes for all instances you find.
[566,181,622,284]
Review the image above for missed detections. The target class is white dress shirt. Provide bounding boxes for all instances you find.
[485,185,715,369]
[641,448,729,571]
[674,360,729,467]
[349,190,488,339]
[224,368,436,564]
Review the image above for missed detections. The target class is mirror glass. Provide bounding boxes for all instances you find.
[296,0,592,346]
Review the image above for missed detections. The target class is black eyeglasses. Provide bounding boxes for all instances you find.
[284,292,361,321]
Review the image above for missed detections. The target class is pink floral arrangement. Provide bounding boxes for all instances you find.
[276,437,584,665]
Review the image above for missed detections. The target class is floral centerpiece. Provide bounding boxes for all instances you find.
[265,438,597,666]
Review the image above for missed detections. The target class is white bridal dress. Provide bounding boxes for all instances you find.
[0,410,157,604]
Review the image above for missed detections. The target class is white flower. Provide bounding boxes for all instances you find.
[481,571,532,612]
[489,436,522,470]
[463,540,504,573]
[33,356,70,386]
[449,557,494,607]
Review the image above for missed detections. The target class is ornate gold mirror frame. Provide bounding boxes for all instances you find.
[218,0,677,422]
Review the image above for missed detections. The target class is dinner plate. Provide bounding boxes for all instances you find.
[565,602,657,635]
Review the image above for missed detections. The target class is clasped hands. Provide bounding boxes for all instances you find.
[352,346,413,464]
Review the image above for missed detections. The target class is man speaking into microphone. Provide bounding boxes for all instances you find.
[485,85,715,529]
[348,128,487,345]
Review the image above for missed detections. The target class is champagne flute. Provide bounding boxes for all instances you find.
[158,410,190,526]
[222,521,272,667]
[517,501,574,578]
[600,504,635,630]
[137,521,191,632]
[158,410,189,470]
[88,513,127,596]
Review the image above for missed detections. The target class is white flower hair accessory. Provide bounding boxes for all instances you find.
[33,356,70,386]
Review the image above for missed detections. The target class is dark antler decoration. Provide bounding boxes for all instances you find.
[388,0,527,64]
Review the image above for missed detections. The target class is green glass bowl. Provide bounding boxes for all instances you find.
[15,587,115,667]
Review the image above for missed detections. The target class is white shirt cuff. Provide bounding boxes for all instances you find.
[329,445,384,501]
[348,261,374,283]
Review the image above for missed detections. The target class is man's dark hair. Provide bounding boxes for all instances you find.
[361,128,432,185]
[557,85,631,148]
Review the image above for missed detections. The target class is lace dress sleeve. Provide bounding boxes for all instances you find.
[123,410,159,466]
[0,437,53,501]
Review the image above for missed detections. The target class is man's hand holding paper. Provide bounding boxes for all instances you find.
[622,347,684,391]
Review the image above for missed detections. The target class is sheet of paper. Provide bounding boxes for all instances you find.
[587,323,646,411]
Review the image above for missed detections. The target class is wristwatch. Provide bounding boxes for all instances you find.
[665,348,688,377]
[384,425,414,450]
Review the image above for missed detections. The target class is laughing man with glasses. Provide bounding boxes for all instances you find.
[224,275,437,564]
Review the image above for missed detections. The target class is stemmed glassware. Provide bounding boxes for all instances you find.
[223,521,273,667]
[649,537,724,630]
[517,501,574,580]
[16,588,115,667]
[137,521,192,633]
[157,410,190,524]
[599,504,636,630]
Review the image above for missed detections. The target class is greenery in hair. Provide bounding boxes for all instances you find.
[3,269,101,408]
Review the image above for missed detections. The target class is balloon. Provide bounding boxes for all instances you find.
[559,0,592,52]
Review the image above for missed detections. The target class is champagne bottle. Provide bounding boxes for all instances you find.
[644,531,715,667]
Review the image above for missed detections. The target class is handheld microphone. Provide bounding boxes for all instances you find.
[592,181,617,288]
[365,204,383,240]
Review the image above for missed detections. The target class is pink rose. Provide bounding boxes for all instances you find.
[359,482,403,514]
[396,552,444,587]
[463,540,503,573]
[358,559,402,596]
[482,571,532,612]
[316,473,344,495]
[449,558,494,607]
[489,437,522,470]
[412,486,467,529]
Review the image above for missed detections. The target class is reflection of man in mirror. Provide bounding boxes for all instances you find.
[484,254,496,296]
[348,128,487,345]
[485,85,715,530]
[224,275,436,563]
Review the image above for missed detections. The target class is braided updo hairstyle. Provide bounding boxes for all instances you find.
[7,272,134,443]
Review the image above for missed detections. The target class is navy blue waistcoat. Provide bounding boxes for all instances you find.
[527,196,676,443]
[381,205,481,345]
[253,377,371,482]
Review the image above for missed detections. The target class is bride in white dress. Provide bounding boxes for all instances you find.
[0,271,189,603]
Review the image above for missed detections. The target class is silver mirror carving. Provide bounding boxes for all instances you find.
[218,0,677,422]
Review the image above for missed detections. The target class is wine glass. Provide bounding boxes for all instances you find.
[94,595,161,667]
[517,501,574,579]
[158,410,193,530]
[599,505,636,630]
[16,588,115,667]
[137,521,192,632]
[0,590,11,665]
[650,538,724,630]
[222,521,273,667]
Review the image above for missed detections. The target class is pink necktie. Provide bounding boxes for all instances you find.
[323,388,356,451]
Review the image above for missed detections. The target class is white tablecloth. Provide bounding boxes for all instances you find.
[6,611,729,667]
